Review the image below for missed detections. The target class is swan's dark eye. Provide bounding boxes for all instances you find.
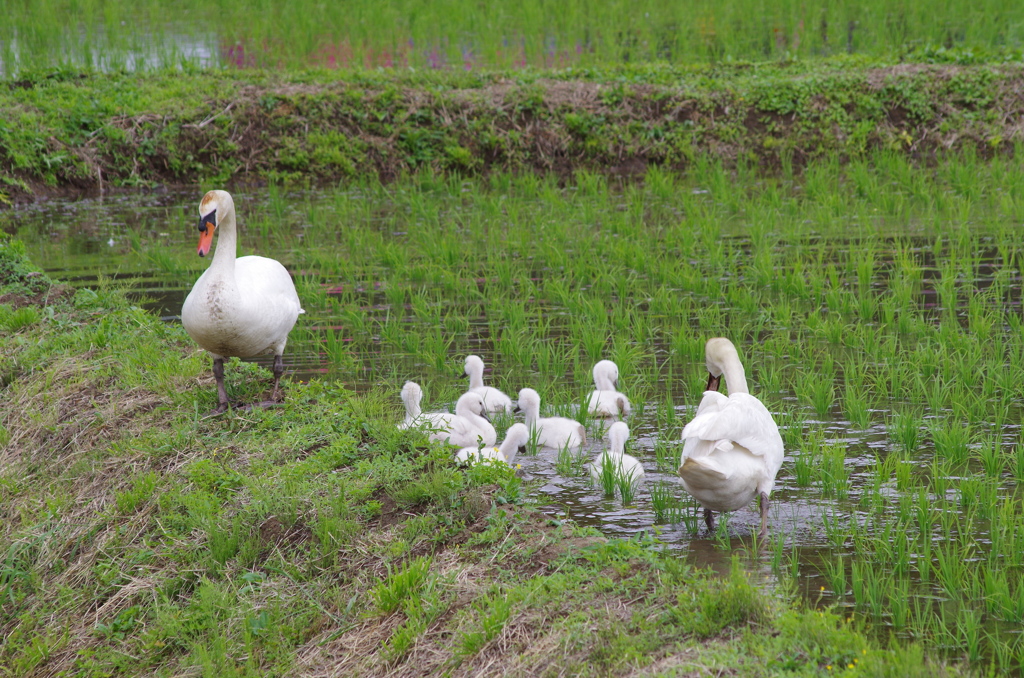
[198,210,217,232]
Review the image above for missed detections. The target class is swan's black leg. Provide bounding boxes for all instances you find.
[270,354,284,402]
[758,492,770,539]
[212,357,230,413]
[704,508,716,533]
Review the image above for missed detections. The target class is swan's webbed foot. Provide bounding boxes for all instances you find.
[704,508,716,533]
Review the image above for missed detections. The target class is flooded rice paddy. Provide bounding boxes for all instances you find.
[6,157,1024,667]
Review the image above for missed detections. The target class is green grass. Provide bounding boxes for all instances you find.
[0,233,984,675]
[5,0,1024,75]
[12,139,1024,673]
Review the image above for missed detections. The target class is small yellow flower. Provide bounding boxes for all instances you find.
[848,664,854,669]
[826,666,832,671]
[820,586,825,591]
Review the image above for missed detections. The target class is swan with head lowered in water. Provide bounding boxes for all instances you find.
[181,190,303,413]
[678,338,784,538]
[455,422,529,466]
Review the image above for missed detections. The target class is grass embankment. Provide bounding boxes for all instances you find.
[2,58,1024,204]
[0,241,963,675]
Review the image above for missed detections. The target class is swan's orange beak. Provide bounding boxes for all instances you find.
[197,212,216,257]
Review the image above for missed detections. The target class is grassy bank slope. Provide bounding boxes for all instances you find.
[0,241,966,676]
[2,59,1023,203]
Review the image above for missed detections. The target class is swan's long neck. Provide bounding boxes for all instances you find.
[608,429,627,456]
[209,205,238,277]
[468,364,485,390]
[523,400,539,426]
[404,392,422,418]
[500,429,526,462]
[721,358,749,395]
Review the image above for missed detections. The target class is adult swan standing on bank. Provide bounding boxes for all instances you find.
[678,338,783,538]
[182,190,304,413]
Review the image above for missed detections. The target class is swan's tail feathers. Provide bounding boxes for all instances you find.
[678,455,733,484]
[299,307,306,314]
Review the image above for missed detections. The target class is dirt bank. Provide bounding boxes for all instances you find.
[2,61,1023,203]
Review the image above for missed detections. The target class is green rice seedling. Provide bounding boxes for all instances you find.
[890,411,922,452]
[649,481,670,521]
[933,542,974,597]
[554,441,586,477]
[977,438,1006,478]
[593,452,617,498]
[877,520,912,576]
[821,508,849,550]
[614,464,643,504]
[792,445,814,487]
[886,449,915,492]
[818,441,850,499]
[821,555,847,597]
[1014,446,1024,482]
[654,439,677,474]
[677,495,701,534]
[930,418,973,466]
[842,384,870,429]
[888,577,910,631]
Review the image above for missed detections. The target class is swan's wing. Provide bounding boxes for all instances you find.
[682,392,783,463]
[680,391,730,452]
[442,415,490,446]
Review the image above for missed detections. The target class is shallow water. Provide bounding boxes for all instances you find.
[7,178,1024,664]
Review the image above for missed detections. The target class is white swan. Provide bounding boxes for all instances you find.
[678,338,784,538]
[586,359,632,417]
[516,388,586,450]
[430,391,497,448]
[463,355,513,414]
[397,381,454,431]
[181,190,303,413]
[589,421,644,487]
[455,422,529,466]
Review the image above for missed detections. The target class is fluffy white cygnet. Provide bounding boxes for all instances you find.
[463,355,513,414]
[515,388,585,450]
[430,391,497,448]
[397,381,454,431]
[586,359,632,417]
